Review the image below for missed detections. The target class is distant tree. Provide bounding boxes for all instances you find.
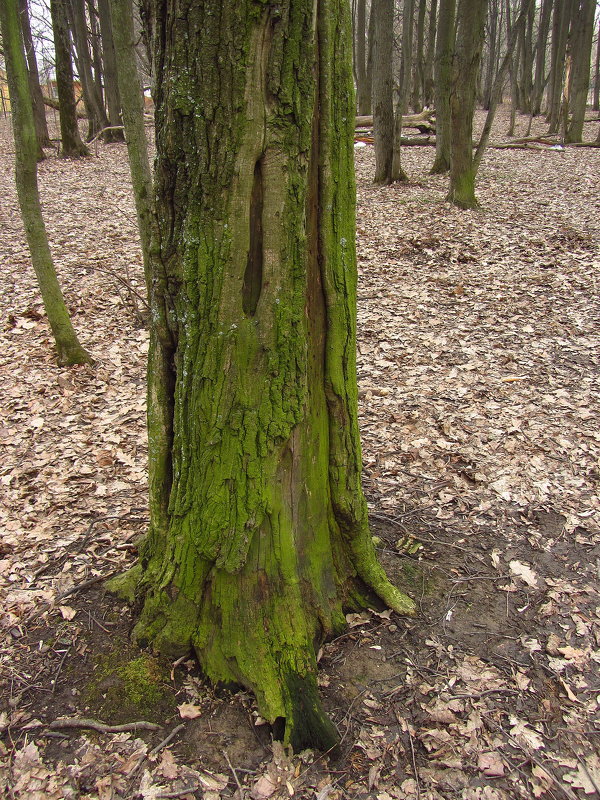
[423,0,437,107]
[109,0,414,752]
[49,0,89,156]
[447,0,487,208]
[373,0,395,183]
[69,0,111,139]
[392,0,412,181]
[97,0,124,140]
[18,0,50,149]
[565,0,595,143]
[547,0,573,133]
[0,0,91,366]
[410,0,426,112]
[431,0,455,174]
[355,0,371,114]
[593,14,600,112]
[531,0,553,116]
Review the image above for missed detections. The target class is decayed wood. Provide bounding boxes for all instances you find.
[356,109,435,128]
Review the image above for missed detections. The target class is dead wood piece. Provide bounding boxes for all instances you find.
[355,109,435,128]
[149,724,186,758]
[49,717,161,733]
[43,96,87,118]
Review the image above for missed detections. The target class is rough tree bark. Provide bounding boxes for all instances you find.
[110,0,415,752]
[18,0,51,149]
[49,0,89,156]
[447,0,488,208]
[547,0,573,133]
[431,0,455,174]
[0,0,92,366]
[411,0,426,112]
[372,0,395,184]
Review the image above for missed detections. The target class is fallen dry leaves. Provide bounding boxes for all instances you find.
[0,106,599,798]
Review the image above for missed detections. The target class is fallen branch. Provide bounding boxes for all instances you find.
[149,724,186,758]
[49,717,161,733]
[356,109,435,128]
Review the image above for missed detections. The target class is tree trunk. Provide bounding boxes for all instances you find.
[49,0,90,157]
[355,0,370,114]
[372,0,395,183]
[97,0,125,140]
[531,0,552,115]
[392,0,413,181]
[565,0,595,143]
[112,0,415,753]
[0,0,92,366]
[517,0,534,112]
[108,0,153,289]
[423,0,438,107]
[447,0,487,208]
[69,0,110,139]
[431,0,455,174]
[18,0,51,149]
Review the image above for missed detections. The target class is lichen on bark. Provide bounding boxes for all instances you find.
[122,0,415,751]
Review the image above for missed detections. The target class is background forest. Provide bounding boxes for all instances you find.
[1,1,600,799]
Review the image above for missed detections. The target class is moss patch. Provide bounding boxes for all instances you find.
[84,651,174,724]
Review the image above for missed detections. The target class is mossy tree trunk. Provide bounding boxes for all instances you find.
[0,0,92,366]
[49,0,89,157]
[446,0,487,209]
[430,0,455,174]
[122,0,415,752]
[97,0,125,141]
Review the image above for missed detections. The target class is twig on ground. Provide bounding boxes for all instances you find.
[55,571,118,602]
[49,717,161,733]
[224,750,245,798]
[407,725,421,800]
[51,646,70,695]
[149,724,186,758]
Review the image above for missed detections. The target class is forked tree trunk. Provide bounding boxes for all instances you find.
[112,0,414,752]
[431,0,455,174]
[0,0,92,366]
[69,0,110,139]
[373,0,395,183]
[447,0,487,208]
[423,0,438,107]
[49,0,89,156]
[531,0,553,115]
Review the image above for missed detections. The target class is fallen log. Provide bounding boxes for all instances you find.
[43,96,87,119]
[355,109,435,128]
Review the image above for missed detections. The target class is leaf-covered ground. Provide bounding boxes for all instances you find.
[0,107,599,799]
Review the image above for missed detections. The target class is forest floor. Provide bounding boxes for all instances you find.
[0,106,599,800]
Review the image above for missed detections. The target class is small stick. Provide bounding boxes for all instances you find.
[149,724,186,758]
[55,571,117,602]
[49,717,161,733]
[407,726,421,800]
[224,750,244,797]
[51,646,71,695]
[155,786,200,799]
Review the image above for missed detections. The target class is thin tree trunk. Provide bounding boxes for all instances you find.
[447,0,488,208]
[18,0,51,149]
[373,0,395,183]
[423,0,438,107]
[431,0,455,174]
[392,0,413,181]
[565,0,595,143]
[49,0,89,157]
[97,0,124,140]
[112,0,414,753]
[532,0,553,115]
[0,0,91,366]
